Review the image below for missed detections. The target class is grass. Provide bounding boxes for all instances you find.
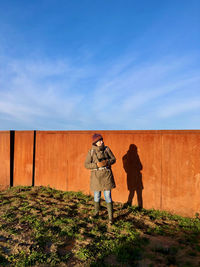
[0,186,199,266]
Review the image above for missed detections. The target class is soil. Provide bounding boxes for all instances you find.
[0,186,200,266]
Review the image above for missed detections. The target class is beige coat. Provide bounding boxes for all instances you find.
[84,145,116,191]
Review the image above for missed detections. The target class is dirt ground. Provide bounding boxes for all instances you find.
[0,186,200,266]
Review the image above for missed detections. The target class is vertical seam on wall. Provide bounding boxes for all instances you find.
[10,130,15,187]
[160,133,163,210]
[32,131,36,186]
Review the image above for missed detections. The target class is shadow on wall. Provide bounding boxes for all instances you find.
[122,144,144,209]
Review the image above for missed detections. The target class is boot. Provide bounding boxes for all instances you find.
[93,201,100,218]
[107,202,113,225]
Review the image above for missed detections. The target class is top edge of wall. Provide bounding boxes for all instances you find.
[0,131,11,134]
[0,130,200,135]
[32,130,200,134]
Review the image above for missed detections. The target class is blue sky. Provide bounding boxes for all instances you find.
[0,0,199,130]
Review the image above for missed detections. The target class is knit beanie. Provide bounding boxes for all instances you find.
[92,133,103,144]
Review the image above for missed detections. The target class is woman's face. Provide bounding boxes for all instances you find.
[96,139,103,147]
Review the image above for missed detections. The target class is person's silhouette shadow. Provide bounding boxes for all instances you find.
[122,144,144,209]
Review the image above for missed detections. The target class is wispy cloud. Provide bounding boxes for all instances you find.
[0,50,199,130]
[0,56,86,129]
[157,99,200,118]
[88,54,200,129]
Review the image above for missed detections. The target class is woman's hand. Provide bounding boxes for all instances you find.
[97,160,108,168]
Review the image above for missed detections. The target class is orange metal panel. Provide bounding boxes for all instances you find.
[162,133,200,217]
[13,131,34,186]
[35,130,200,134]
[98,132,162,210]
[66,133,91,194]
[10,129,200,217]
[0,131,10,190]
[64,131,162,210]
[35,132,68,191]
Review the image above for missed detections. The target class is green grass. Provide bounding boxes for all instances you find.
[0,186,200,266]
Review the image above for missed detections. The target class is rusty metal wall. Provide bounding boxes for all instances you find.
[13,131,34,186]
[161,132,200,217]
[1,130,200,217]
[33,130,200,217]
[109,132,162,211]
[66,132,91,194]
[34,132,68,191]
[0,131,10,190]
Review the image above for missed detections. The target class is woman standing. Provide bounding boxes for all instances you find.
[85,133,116,224]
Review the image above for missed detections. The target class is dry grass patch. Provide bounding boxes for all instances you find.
[0,186,200,266]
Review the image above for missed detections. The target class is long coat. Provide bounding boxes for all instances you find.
[84,145,116,191]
